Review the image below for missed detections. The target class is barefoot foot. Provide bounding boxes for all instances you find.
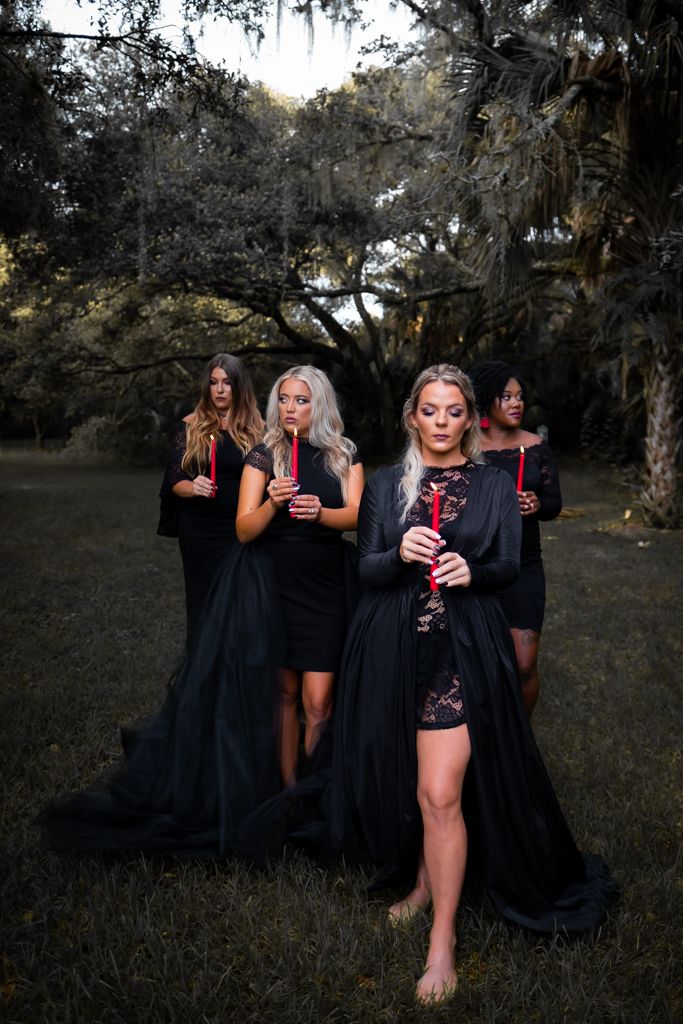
[388,885,431,925]
[416,958,458,1005]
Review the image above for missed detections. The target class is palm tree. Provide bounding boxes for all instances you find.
[394,0,682,525]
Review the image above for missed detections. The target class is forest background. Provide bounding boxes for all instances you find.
[1,0,682,526]
[1,4,682,1022]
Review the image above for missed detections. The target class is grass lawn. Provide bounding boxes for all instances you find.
[1,449,681,1023]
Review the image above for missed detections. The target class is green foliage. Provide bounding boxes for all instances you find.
[1,0,682,504]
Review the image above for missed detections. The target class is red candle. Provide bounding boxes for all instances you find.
[516,445,525,491]
[430,481,440,591]
[209,434,217,497]
[289,428,299,519]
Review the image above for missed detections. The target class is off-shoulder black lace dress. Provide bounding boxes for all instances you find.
[245,440,360,672]
[167,425,245,640]
[483,440,562,632]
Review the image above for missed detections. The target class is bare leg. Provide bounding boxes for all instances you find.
[301,670,334,756]
[511,627,540,716]
[278,667,301,787]
[415,724,471,1004]
[388,848,431,923]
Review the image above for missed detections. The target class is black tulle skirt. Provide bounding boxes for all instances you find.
[38,544,283,857]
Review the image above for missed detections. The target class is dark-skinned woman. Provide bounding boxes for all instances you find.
[468,361,562,715]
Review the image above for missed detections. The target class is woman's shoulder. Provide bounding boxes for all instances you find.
[473,460,518,495]
[244,442,272,472]
[365,463,400,492]
[182,413,196,425]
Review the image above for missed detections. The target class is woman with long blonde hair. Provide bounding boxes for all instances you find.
[324,364,615,1002]
[164,353,263,641]
[237,365,364,786]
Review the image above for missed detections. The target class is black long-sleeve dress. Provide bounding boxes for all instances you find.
[166,425,246,641]
[324,461,616,933]
[483,440,562,632]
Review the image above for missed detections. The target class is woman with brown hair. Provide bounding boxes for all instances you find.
[42,357,273,859]
[164,353,263,641]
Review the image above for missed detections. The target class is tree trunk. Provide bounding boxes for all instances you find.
[641,346,680,528]
[379,374,398,456]
[31,414,45,449]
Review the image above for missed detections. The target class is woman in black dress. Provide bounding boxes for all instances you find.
[325,365,615,1003]
[236,365,364,786]
[40,356,277,857]
[468,361,562,714]
[166,353,263,642]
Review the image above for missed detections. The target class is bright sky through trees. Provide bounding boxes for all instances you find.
[42,0,415,97]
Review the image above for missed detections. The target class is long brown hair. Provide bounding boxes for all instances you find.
[182,353,263,472]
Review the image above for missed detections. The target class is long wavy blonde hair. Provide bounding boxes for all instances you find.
[263,365,356,500]
[182,353,264,473]
[398,364,482,522]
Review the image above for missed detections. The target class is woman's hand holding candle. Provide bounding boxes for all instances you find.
[191,476,216,498]
[519,490,540,516]
[399,526,444,566]
[431,552,471,588]
[289,493,322,521]
[266,477,299,509]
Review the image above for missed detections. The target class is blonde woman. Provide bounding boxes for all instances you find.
[164,353,263,640]
[326,365,616,1002]
[237,366,364,786]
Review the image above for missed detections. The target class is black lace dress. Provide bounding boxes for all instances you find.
[483,440,562,632]
[245,440,360,673]
[412,464,473,731]
[167,425,246,641]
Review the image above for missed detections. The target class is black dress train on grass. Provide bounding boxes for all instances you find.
[39,438,359,856]
[38,542,284,856]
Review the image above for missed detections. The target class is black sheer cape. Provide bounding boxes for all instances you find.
[239,463,616,934]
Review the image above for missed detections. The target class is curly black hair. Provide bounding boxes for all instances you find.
[468,361,527,418]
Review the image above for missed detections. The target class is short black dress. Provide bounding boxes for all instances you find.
[483,441,561,633]
[167,426,245,640]
[245,440,359,673]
